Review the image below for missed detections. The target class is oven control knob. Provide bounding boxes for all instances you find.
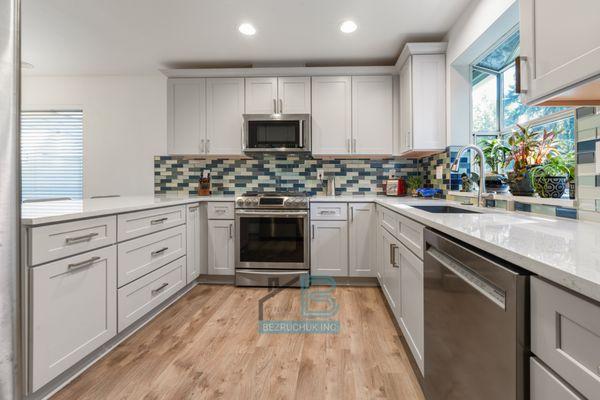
[236,198,245,207]
[244,198,253,206]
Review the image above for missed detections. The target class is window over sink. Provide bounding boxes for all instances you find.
[21,110,84,201]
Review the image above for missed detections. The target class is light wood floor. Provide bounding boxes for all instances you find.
[52,285,424,400]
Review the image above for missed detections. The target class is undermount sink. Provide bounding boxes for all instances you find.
[410,205,484,214]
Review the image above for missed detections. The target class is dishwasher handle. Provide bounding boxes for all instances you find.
[427,247,506,310]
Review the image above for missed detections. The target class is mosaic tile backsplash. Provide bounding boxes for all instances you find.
[155,154,422,196]
[576,107,600,222]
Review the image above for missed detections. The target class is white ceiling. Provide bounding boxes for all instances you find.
[22,0,472,75]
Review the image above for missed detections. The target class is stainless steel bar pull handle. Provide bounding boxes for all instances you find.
[353,138,357,153]
[150,217,168,225]
[273,99,277,113]
[389,244,399,268]
[151,247,169,256]
[206,139,210,153]
[68,256,101,270]
[151,282,169,295]
[229,224,233,239]
[515,56,528,94]
[350,206,354,222]
[189,206,199,211]
[279,99,283,113]
[65,232,99,244]
[312,224,315,239]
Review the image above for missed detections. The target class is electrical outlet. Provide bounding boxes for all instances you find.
[388,169,396,179]
[435,165,444,180]
[316,169,324,180]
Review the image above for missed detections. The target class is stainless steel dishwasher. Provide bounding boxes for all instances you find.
[424,228,529,400]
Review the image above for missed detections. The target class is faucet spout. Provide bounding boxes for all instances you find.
[451,145,489,207]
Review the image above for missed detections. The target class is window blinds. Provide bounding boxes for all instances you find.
[21,110,83,201]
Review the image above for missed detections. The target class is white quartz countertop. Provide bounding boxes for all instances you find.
[21,194,600,302]
[21,195,235,225]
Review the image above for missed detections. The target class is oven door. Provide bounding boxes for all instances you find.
[235,209,309,269]
[243,114,311,152]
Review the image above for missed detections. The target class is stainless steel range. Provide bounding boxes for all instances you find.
[235,191,310,287]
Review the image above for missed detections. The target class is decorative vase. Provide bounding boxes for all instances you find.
[533,176,567,198]
[507,168,536,197]
[569,180,576,200]
[485,173,510,193]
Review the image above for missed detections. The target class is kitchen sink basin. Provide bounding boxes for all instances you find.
[410,205,483,214]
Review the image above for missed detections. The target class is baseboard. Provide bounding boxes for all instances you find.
[197,274,235,285]
[27,281,198,400]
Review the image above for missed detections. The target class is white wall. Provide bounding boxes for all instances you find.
[22,75,167,197]
[443,0,518,146]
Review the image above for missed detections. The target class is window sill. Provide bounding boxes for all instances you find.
[447,191,577,208]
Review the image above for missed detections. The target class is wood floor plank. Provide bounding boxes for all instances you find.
[51,284,424,400]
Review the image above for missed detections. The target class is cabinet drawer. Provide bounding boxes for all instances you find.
[31,246,117,391]
[380,206,400,237]
[117,205,185,241]
[118,256,186,332]
[117,225,186,287]
[310,203,348,220]
[29,216,116,266]
[531,277,600,400]
[397,213,424,259]
[207,202,234,219]
[531,357,583,400]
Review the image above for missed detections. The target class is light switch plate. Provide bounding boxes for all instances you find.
[436,165,443,180]
[316,169,324,180]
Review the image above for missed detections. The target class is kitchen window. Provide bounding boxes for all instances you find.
[471,28,575,164]
[21,110,84,201]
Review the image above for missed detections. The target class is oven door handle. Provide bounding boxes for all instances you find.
[235,210,308,217]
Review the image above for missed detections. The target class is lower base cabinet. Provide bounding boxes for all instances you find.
[118,256,186,331]
[530,357,583,400]
[311,220,349,277]
[31,246,117,391]
[380,227,400,314]
[207,219,235,275]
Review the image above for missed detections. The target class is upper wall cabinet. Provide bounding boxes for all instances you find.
[167,78,206,155]
[519,0,600,105]
[311,76,352,155]
[352,75,393,155]
[205,78,245,155]
[312,75,393,156]
[167,77,244,155]
[398,54,446,157]
[245,77,311,114]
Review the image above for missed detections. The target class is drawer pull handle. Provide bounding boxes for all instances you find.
[68,256,101,270]
[65,232,99,244]
[151,247,169,256]
[151,282,169,295]
[150,217,168,225]
[319,210,337,215]
[189,206,199,211]
[215,209,226,213]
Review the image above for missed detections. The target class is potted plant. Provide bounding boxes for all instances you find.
[406,176,422,197]
[480,137,510,193]
[529,155,570,198]
[506,125,561,196]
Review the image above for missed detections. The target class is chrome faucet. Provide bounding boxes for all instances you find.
[450,144,490,207]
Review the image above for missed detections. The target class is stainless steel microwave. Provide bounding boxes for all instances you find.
[242,114,311,153]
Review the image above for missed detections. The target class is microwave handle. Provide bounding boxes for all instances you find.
[299,120,304,148]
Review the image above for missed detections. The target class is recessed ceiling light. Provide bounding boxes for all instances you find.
[340,20,357,34]
[238,23,256,36]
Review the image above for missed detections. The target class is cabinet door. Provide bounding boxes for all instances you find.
[245,77,278,114]
[167,78,206,155]
[311,76,352,155]
[207,219,235,275]
[206,78,244,155]
[399,60,413,153]
[310,220,348,277]
[520,0,600,105]
[351,75,393,155]
[31,246,117,391]
[411,54,445,150]
[380,228,400,315]
[349,203,375,277]
[186,204,201,283]
[278,77,311,114]
[398,242,424,374]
